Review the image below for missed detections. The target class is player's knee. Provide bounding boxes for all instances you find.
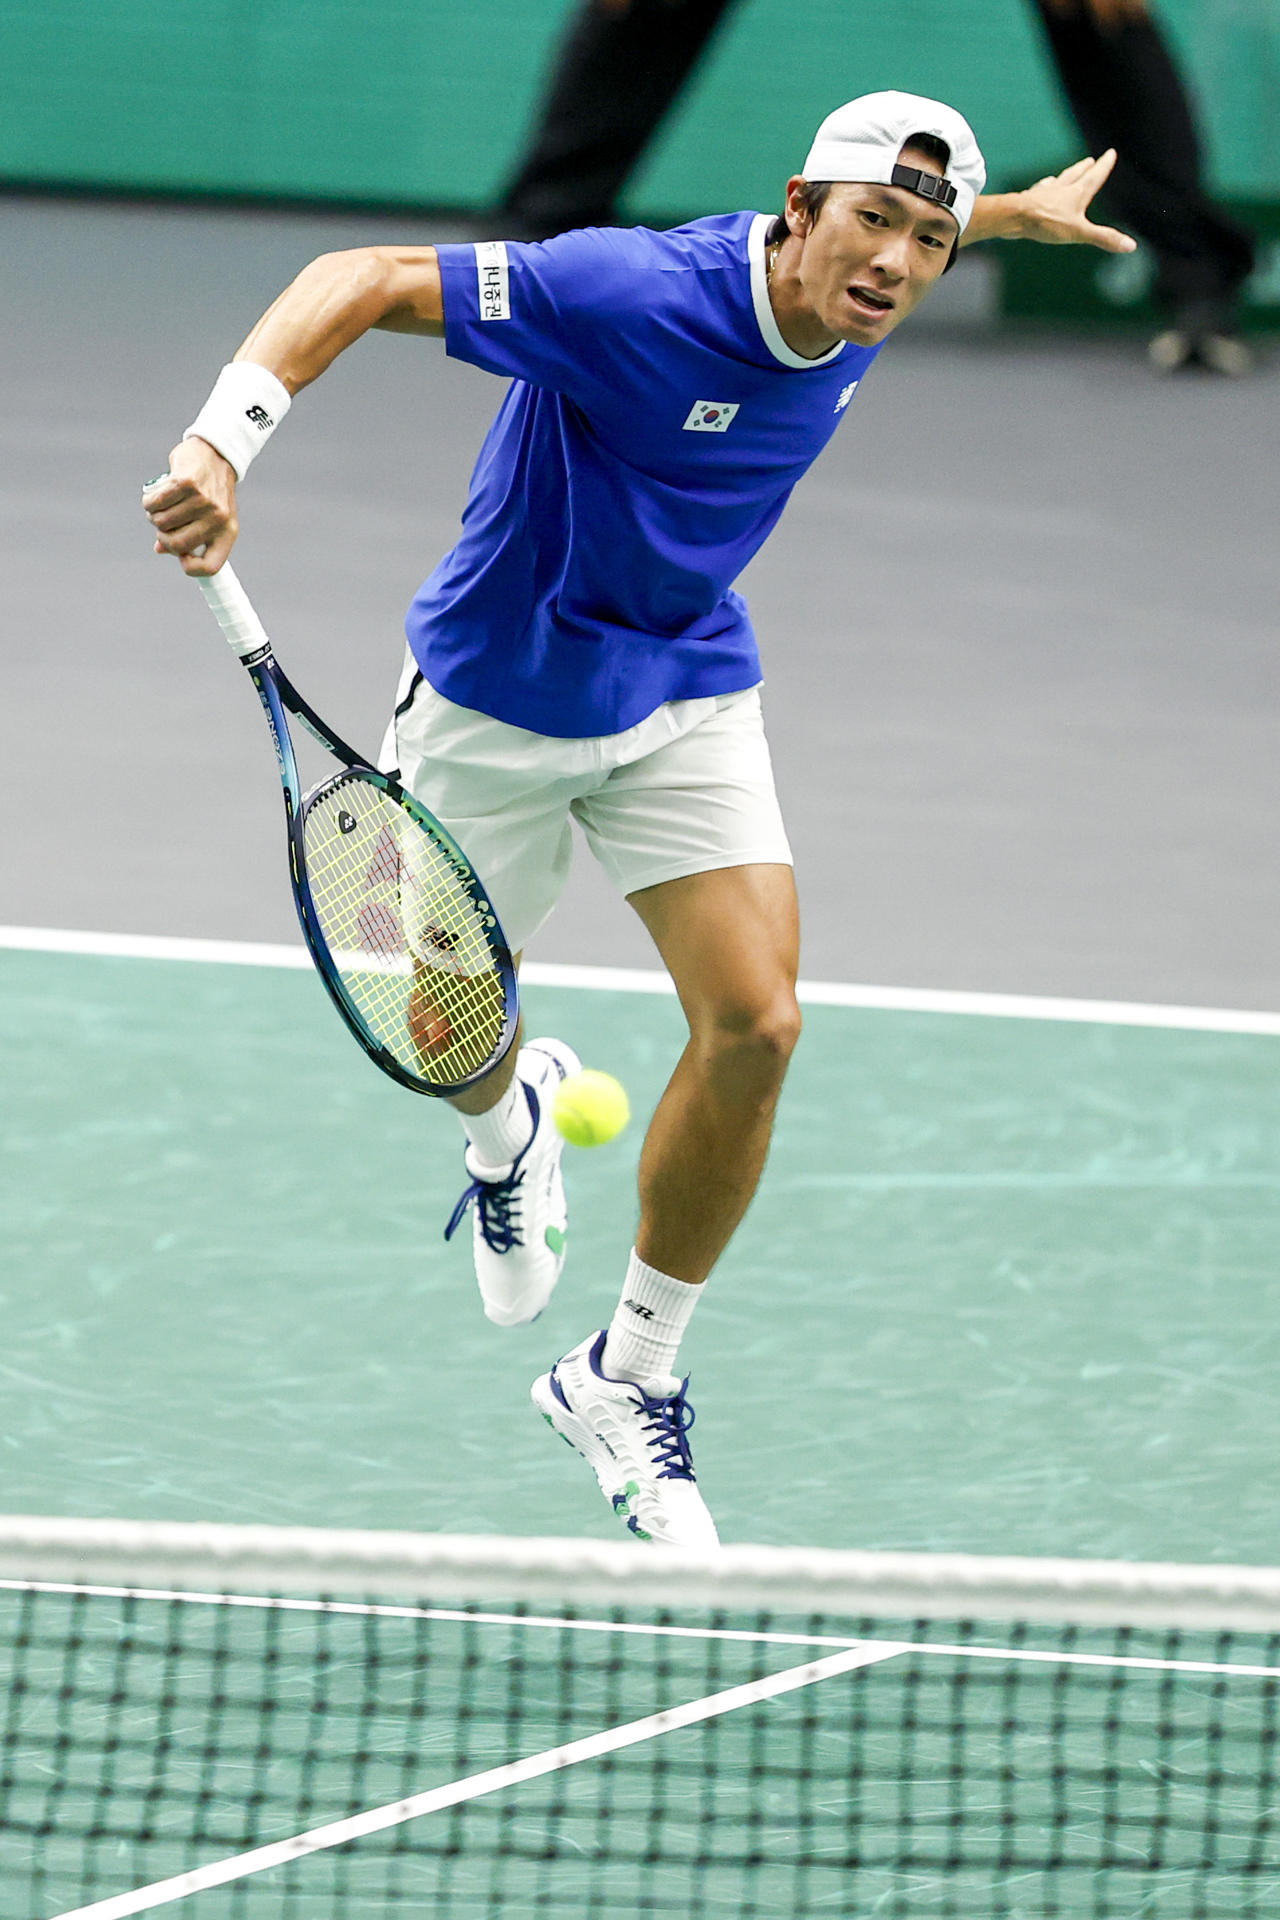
[754,994,803,1067]
[702,991,802,1087]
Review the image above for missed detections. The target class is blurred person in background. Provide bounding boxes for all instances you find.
[498,0,1257,373]
[1031,0,1256,371]
[498,0,738,236]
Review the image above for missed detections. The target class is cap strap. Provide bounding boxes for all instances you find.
[889,163,958,211]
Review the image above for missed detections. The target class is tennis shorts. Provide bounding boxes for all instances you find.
[381,654,793,954]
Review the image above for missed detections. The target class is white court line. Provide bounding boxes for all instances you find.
[0,925,312,970]
[3,923,1280,1035]
[48,1640,902,1920]
[0,1578,853,1653]
[7,1578,1279,1677]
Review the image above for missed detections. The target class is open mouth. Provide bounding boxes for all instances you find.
[847,285,894,319]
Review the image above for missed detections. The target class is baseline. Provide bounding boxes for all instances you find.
[3,924,1280,1036]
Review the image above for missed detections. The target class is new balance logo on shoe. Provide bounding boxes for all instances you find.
[624,1299,655,1319]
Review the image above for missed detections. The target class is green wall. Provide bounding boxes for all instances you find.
[3,0,1277,214]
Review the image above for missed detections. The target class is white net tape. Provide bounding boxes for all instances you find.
[0,1518,1278,1630]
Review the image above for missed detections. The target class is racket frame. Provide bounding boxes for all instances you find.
[196,566,518,1096]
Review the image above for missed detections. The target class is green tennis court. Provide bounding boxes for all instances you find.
[5,936,1280,1917]
[4,938,1278,1561]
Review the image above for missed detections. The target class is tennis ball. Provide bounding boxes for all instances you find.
[553,1069,631,1148]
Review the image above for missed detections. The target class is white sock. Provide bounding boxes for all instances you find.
[602,1249,702,1384]
[459,1077,533,1174]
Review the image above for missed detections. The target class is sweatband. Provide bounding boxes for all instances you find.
[184,362,292,481]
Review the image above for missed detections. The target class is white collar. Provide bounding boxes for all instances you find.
[748,212,846,370]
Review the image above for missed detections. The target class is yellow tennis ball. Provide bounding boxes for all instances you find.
[553,1069,631,1147]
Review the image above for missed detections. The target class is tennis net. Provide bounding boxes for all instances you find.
[0,1517,1277,1919]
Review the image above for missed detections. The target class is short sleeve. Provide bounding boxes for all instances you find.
[436,229,642,401]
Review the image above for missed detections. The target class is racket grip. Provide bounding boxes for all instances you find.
[196,564,272,659]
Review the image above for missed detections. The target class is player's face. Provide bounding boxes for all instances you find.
[789,161,957,349]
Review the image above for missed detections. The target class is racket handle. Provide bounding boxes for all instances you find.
[142,474,270,658]
[195,564,271,660]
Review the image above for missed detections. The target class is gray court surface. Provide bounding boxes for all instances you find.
[2,193,1277,1008]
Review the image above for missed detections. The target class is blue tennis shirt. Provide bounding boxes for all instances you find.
[406,213,883,738]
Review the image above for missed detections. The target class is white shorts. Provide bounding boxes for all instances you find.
[381,655,793,954]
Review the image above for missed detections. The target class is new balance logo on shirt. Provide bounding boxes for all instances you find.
[834,380,860,413]
[683,400,739,433]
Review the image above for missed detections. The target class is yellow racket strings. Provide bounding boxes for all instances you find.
[302,776,507,1084]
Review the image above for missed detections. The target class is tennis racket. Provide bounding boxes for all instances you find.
[190,560,518,1096]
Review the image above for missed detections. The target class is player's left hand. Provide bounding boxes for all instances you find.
[1017,150,1136,252]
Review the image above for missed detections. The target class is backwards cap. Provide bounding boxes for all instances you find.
[803,90,987,234]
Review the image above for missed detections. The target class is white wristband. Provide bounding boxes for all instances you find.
[184,362,292,482]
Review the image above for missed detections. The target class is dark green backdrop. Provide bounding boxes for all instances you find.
[3,3,1276,327]
[4,0,1276,210]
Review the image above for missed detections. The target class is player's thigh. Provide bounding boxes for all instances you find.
[573,685,793,908]
[575,687,799,1038]
[628,862,800,1051]
[385,662,582,954]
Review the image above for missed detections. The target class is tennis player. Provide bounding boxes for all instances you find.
[146,93,1133,1549]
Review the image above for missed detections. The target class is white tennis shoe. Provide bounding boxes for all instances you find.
[444,1037,580,1326]
[532,1330,720,1549]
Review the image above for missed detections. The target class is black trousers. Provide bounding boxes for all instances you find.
[499,0,1255,317]
[498,0,737,233]
[1027,1,1254,316]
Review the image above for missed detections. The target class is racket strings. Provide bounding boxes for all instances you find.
[300,774,508,1087]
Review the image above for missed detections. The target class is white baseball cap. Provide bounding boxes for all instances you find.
[803,90,987,234]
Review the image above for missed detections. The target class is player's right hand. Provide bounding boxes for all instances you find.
[142,439,239,576]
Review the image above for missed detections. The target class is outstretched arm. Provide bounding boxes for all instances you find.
[962,149,1136,252]
[144,246,445,575]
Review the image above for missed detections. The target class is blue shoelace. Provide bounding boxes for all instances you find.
[443,1084,539,1253]
[443,1169,524,1253]
[637,1383,697,1481]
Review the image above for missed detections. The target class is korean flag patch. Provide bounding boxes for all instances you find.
[683,400,739,433]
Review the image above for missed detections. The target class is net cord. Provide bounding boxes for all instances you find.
[2,1518,1280,1630]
